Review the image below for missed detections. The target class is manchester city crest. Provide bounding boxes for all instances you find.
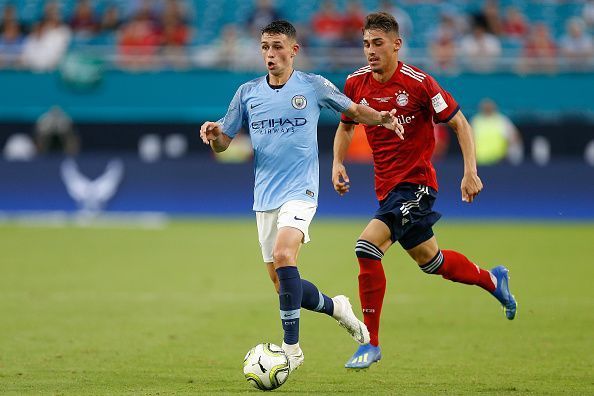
[396,90,409,107]
[292,95,307,110]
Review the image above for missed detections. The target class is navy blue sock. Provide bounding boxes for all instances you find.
[301,279,334,316]
[276,266,302,345]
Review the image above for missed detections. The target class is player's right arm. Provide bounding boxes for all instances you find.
[200,84,246,153]
[332,121,356,196]
[199,121,232,152]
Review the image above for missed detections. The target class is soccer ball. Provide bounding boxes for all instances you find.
[243,343,290,391]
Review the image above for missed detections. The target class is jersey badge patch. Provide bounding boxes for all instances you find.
[396,90,409,107]
[291,95,307,110]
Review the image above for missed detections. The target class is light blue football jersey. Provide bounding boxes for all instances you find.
[217,70,353,211]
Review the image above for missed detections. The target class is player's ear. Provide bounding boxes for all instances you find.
[394,37,402,52]
[292,43,300,57]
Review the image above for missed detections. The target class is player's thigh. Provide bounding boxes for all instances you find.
[405,236,440,265]
[277,200,317,244]
[273,200,317,267]
[256,210,279,263]
[359,218,393,252]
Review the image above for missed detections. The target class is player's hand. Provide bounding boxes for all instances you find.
[461,172,483,203]
[199,121,222,144]
[332,162,350,196]
[380,109,404,140]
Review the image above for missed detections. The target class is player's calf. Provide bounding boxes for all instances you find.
[418,249,496,292]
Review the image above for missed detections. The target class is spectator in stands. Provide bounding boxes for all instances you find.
[161,0,190,25]
[459,24,501,72]
[519,23,557,74]
[502,6,528,39]
[560,17,593,69]
[343,0,365,34]
[430,27,458,72]
[214,24,259,70]
[379,0,413,39]
[70,0,99,40]
[247,0,281,37]
[338,0,365,48]
[160,11,191,69]
[99,5,121,35]
[471,98,523,166]
[35,106,79,156]
[21,3,72,72]
[0,20,23,68]
[311,0,344,45]
[428,10,465,45]
[473,0,503,36]
[0,4,24,34]
[117,8,160,70]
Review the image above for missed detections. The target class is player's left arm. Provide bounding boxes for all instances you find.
[343,104,404,139]
[448,110,483,203]
[312,73,403,137]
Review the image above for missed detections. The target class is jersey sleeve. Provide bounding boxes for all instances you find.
[216,85,246,138]
[340,77,357,125]
[310,73,353,113]
[423,75,459,124]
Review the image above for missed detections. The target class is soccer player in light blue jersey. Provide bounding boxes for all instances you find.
[200,20,403,372]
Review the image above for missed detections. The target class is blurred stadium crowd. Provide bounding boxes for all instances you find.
[0,0,592,73]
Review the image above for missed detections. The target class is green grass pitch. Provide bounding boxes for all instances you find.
[1,220,593,395]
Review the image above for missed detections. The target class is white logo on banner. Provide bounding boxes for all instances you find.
[61,158,124,213]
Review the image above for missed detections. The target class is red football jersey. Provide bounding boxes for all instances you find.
[341,61,459,200]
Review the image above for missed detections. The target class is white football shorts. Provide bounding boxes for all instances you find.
[255,200,317,263]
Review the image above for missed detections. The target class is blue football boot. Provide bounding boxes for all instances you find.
[490,265,517,320]
[345,343,382,369]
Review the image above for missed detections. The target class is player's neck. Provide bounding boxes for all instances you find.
[268,68,294,86]
[372,60,399,84]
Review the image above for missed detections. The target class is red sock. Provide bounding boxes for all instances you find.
[358,257,386,346]
[436,250,495,292]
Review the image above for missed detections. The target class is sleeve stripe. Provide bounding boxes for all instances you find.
[400,69,424,82]
[401,64,426,78]
[441,105,460,123]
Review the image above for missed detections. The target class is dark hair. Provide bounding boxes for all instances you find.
[364,12,400,36]
[261,20,297,40]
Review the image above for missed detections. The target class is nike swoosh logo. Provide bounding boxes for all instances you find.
[250,103,263,109]
[283,313,295,318]
[294,216,305,221]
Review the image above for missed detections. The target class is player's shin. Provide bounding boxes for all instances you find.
[276,266,303,345]
[419,249,496,292]
[355,239,386,347]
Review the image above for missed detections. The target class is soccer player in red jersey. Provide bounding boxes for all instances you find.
[332,12,517,369]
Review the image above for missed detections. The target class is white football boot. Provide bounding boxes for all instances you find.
[282,342,304,373]
[332,295,370,345]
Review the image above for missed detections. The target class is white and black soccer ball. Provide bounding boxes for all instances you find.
[243,343,290,391]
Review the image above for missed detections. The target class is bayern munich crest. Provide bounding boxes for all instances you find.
[396,90,409,107]
[291,95,307,110]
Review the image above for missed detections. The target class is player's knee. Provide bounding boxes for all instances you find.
[272,248,295,266]
[419,250,444,275]
[355,239,384,261]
